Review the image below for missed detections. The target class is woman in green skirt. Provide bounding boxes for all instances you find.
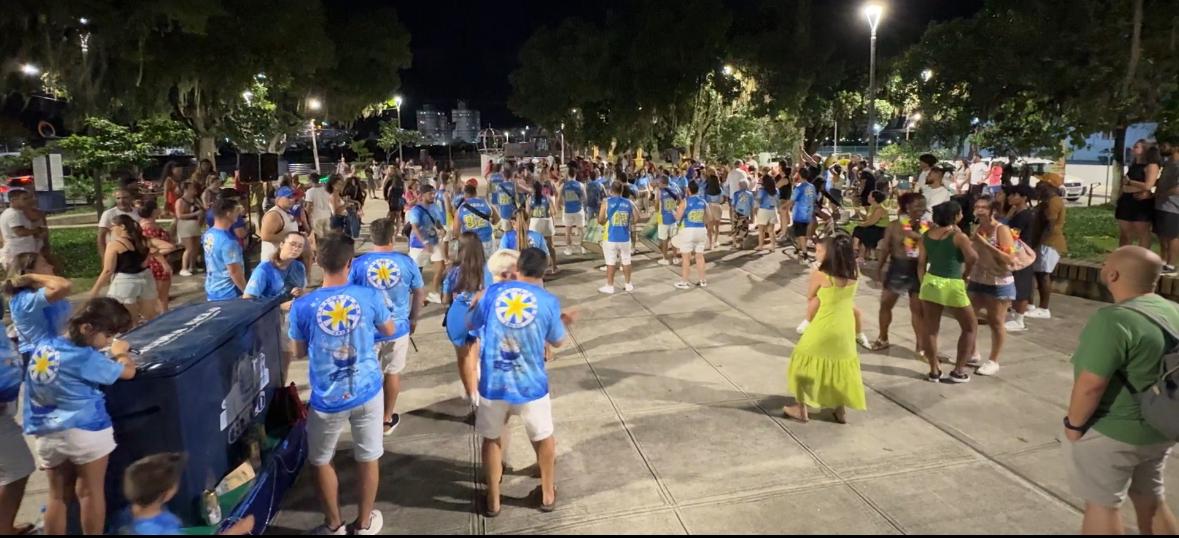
[918,201,979,383]
[784,233,867,424]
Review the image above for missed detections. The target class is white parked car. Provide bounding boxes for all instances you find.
[986,157,1086,202]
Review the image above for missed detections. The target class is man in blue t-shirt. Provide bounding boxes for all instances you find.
[348,218,424,436]
[499,210,548,252]
[490,175,517,236]
[288,235,395,535]
[786,173,817,261]
[656,175,682,266]
[408,184,446,304]
[597,181,636,294]
[202,198,246,301]
[469,248,570,517]
[731,179,755,248]
[560,173,587,256]
[453,183,497,258]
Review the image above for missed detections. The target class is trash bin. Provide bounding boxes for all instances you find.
[101,297,283,526]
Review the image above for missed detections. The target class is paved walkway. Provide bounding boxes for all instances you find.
[264,194,1163,535]
[14,181,1148,534]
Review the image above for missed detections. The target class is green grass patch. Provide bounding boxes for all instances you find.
[1064,204,1117,263]
[50,227,101,291]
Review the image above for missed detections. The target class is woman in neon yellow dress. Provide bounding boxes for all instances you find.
[784,234,866,424]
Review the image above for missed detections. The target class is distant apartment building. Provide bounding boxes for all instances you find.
[451,101,481,144]
[416,102,481,145]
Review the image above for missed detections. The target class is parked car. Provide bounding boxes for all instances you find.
[986,157,1086,202]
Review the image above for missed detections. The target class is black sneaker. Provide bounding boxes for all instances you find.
[946,371,971,384]
[383,413,400,436]
[926,372,942,383]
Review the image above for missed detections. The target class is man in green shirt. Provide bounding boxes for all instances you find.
[1064,245,1179,535]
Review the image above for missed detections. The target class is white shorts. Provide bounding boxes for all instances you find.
[176,219,202,239]
[476,395,554,442]
[378,335,410,375]
[108,270,157,304]
[755,208,778,226]
[0,408,34,485]
[530,218,555,237]
[34,427,116,469]
[1036,245,1061,274]
[409,244,445,266]
[602,241,633,266]
[307,393,384,466]
[657,223,679,241]
[678,227,708,253]
[563,211,586,228]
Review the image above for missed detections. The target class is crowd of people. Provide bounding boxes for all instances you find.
[1,137,1178,535]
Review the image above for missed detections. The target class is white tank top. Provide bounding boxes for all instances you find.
[260,207,299,261]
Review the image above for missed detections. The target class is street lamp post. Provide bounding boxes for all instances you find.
[393,95,404,164]
[863,2,883,166]
[308,98,323,173]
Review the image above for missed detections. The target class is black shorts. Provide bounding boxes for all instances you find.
[884,259,921,295]
[1116,193,1155,222]
[791,222,811,238]
[1156,211,1179,238]
[1013,265,1036,302]
[852,225,886,250]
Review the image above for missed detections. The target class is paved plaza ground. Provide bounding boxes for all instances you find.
[15,190,1158,535]
[263,198,1161,535]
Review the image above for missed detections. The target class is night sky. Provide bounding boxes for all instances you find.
[391,0,986,129]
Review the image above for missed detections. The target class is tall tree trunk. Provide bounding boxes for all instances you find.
[1112,0,1143,200]
[92,168,106,220]
[197,135,217,163]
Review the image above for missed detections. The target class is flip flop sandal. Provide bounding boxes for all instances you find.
[536,487,558,513]
[868,339,891,352]
[482,499,501,518]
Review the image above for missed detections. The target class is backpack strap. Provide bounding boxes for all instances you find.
[1120,304,1179,348]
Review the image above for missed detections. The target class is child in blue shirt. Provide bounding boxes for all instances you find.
[25,298,137,535]
[730,180,755,248]
[119,452,253,535]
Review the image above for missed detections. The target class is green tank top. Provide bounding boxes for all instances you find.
[924,231,965,278]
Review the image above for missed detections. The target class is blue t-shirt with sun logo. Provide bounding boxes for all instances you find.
[468,281,566,404]
[288,285,393,413]
[9,288,71,354]
[348,252,423,341]
[202,227,243,301]
[22,337,126,435]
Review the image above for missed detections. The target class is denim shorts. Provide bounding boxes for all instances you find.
[967,280,1016,301]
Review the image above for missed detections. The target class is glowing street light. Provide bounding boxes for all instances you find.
[19,63,40,77]
[307,98,322,111]
[393,94,403,108]
[307,97,324,172]
[921,68,933,82]
[863,1,885,165]
[241,90,254,101]
[722,64,734,76]
[79,17,89,25]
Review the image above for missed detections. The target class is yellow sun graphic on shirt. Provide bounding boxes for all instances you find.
[27,345,60,384]
[494,288,538,329]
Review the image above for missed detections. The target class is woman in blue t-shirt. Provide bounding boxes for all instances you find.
[755,176,780,251]
[25,298,137,535]
[442,232,492,404]
[3,253,72,355]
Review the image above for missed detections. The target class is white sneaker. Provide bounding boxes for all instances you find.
[598,266,608,272]
[697,281,708,288]
[312,522,347,535]
[350,510,384,536]
[1005,316,1027,333]
[674,281,692,290]
[563,248,572,256]
[579,246,588,254]
[966,352,983,368]
[427,292,442,304]
[179,269,193,277]
[975,360,1001,376]
[1025,307,1052,319]
[598,285,616,295]
[796,319,810,335]
[657,259,670,266]
[856,333,871,349]
[672,257,682,264]
[624,283,635,292]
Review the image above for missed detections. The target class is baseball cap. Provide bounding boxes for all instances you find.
[276,186,295,199]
